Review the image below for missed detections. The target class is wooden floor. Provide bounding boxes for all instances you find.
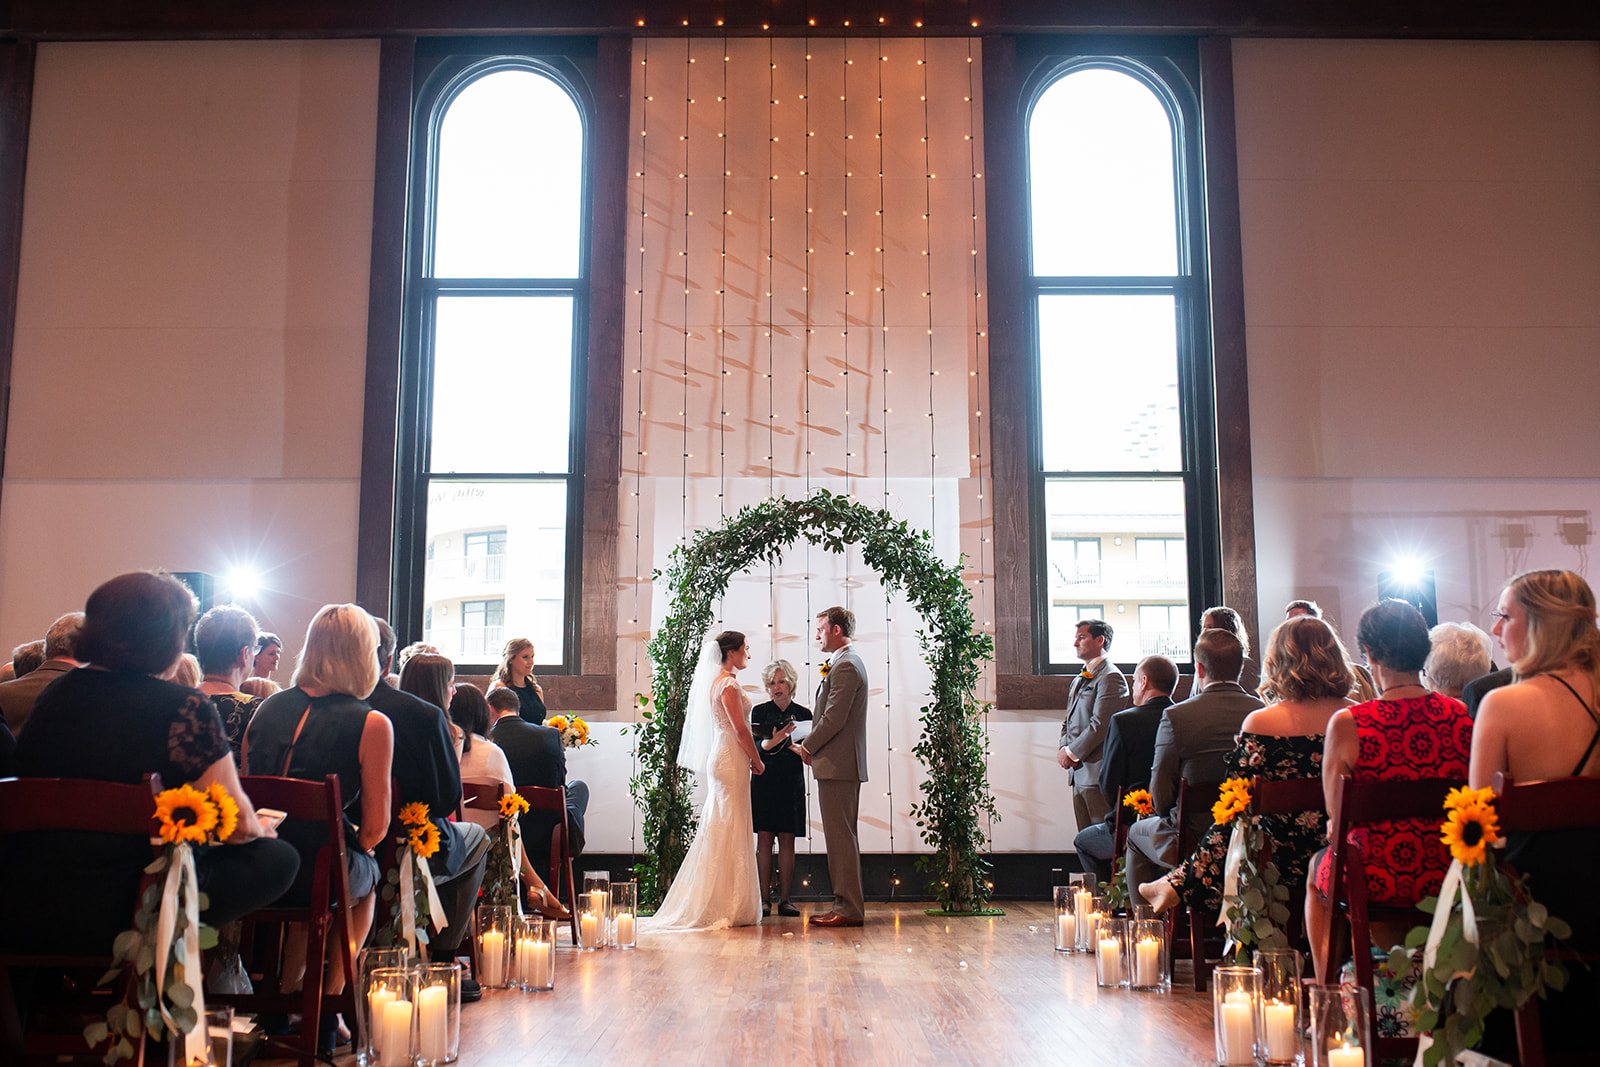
[312,902,1218,1066]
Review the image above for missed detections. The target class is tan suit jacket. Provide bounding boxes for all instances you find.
[808,646,868,781]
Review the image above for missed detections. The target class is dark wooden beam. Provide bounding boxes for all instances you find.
[355,35,415,617]
[0,42,33,510]
[5,0,1597,40]
[1198,36,1259,657]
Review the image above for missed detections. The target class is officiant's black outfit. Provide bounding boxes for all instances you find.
[750,699,812,834]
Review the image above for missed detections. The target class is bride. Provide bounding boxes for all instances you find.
[650,630,766,930]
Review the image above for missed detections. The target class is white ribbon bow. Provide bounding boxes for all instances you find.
[1423,857,1478,973]
[399,840,449,959]
[508,816,525,917]
[1217,819,1250,949]
[153,842,209,1067]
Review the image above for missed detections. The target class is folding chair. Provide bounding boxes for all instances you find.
[1492,772,1600,1067]
[0,776,158,1065]
[1171,777,1224,991]
[1323,774,1462,1064]
[221,775,359,1067]
[516,785,580,945]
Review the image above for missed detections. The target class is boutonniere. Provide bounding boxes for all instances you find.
[819,662,830,678]
[1079,668,1094,681]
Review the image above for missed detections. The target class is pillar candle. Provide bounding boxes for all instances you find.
[580,911,599,948]
[1097,936,1122,985]
[481,930,504,987]
[417,985,448,1062]
[514,937,534,983]
[1135,938,1161,987]
[1263,1000,1297,1062]
[1327,1041,1365,1067]
[368,986,396,1058]
[1219,992,1255,1066]
[531,940,553,988]
[379,998,412,1067]
[1056,912,1073,949]
[616,912,636,945]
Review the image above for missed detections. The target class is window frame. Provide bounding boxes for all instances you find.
[393,45,600,676]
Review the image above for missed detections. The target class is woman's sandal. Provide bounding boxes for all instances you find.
[529,887,573,921]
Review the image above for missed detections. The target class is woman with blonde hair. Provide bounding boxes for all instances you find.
[244,604,394,1008]
[1140,615,1354,913]
[491,636,546,724]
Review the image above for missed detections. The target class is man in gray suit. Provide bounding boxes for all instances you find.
[1125,628,1265,890]
[1056,618,1131,832]
[0,612,83,737]
[794,605,868,927]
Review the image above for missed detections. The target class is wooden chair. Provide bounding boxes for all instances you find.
[1171,777,1223,991]
[515,785,580,946]
[221,775,359,1067]
[0,776,158,1065]
[1491,772,1600,1067]
[1249,775,1326,952]
[1323,774,1463,1064]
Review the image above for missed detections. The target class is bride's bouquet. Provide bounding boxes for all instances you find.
[546,714,596,749]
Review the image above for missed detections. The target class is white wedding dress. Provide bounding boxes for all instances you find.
[649,675,762,930]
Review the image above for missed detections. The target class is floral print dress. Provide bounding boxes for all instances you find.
[1166,732,1326,913]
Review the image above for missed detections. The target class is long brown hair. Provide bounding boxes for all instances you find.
[493,636,543,697]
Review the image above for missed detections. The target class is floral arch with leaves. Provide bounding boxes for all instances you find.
[630,490,997,913]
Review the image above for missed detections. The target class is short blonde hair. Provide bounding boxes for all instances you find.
[293,604,381,699]
[238,676,281,699]
[762,659,799,692]
[1424,622,1492,696]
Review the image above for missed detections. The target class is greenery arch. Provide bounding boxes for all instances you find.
[630,489,997,913]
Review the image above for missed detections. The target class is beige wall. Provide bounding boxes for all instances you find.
[1235,39,1600,641]
[0,40,379,656]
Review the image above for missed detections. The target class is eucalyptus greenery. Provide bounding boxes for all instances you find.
[630,489,997,912]
[84,853,216,1064]
[1219,819,1291,961]
[1390,861,1571,1067]
[481,819,519,907]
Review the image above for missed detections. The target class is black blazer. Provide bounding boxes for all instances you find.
[1462,667,1514,719]
[489,714,572,864]
[1096,695,1172,824]
[365,680,463,869]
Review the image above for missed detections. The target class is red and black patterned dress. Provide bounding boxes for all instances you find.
[1312,693,1472,905]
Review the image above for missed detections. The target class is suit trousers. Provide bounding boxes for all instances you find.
[1072,822,1115,883]
[1124,817,1174,893]
[816,778,864,921]
[1071,782,1110,834]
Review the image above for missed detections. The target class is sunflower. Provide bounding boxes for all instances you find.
[154,784,219,845]
[408,820,441,859]
[1440,801,1500,866]
[397,801,430,828]
[208,782,240,842]
[1122,789,1154,818]
[1444,785,1497,818]
[499,792,530,819]
[1211,777,1252,825]
[819,662,830,678]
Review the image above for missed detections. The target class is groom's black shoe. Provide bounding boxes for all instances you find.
[810,912,863,928]
[762,902,771,917]
[777,901,800,917]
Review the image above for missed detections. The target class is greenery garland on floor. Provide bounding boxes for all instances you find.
[629,489,997,912]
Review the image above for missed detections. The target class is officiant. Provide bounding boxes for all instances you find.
[751,658,813,917]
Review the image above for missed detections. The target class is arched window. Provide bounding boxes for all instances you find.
[1026,60,1216,668]
[396,60,590,669]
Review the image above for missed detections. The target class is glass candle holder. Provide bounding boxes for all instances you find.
[1256,948,1304,1065]
[514,915,556,991]
[612,880,638,948]
[368,966,417,1067]
[1213,965,1262,1067]
[475,904,516,989]
[414,963,460,1066]
[1095,915,1128,988]
[357,946,411,1066]
[580,870,610,951]
[1307,983,1372,1067]
[1074,887,1103,954]
[1129,917,1169,992]
[168,1006,234,1067]
[1053,885,1077,953]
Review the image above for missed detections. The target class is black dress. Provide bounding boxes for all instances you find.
[3,669,300,954]
[510,680,547,725]
[244,687,381,904]
[750,699,812,835]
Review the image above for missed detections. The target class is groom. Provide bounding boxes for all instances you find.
[794,605,868,928]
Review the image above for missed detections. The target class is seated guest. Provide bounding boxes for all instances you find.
[1287,599,1378,700]
[396,641,440,678]
[1305,598,1473,981]
[243,604,393,999]
[194,604,265,759]
[240,676,281,700]
[167,652,202,688]
[1424,622,1492,702]
[4,572,298,955]
[0,611,83,736]
[1461,665,1513,718]
[488,686,589,877]
[400,652,462,757]
[251,632,282,680]
[1140,617,1354,913]
[1125,629,1265,891]
[1470,569,1600,1057]
[11,640,44,678]
[490,637,547,725]
[367,622,487,992]
[1072,655,1177,882]
[450,685,570,919]
[1202,605,1260,696]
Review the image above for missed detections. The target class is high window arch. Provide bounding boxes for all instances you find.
[1022,55,1220,670]
[394,56,593,671]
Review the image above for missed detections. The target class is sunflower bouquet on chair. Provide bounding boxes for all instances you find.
[546,714,596,750]
[85,783,240,1065]
[1392,786,1572,1067]
[1104,789,1156,913]
[482,791,530,907]
[1214,776,1291,962]
[378,801,446,959]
